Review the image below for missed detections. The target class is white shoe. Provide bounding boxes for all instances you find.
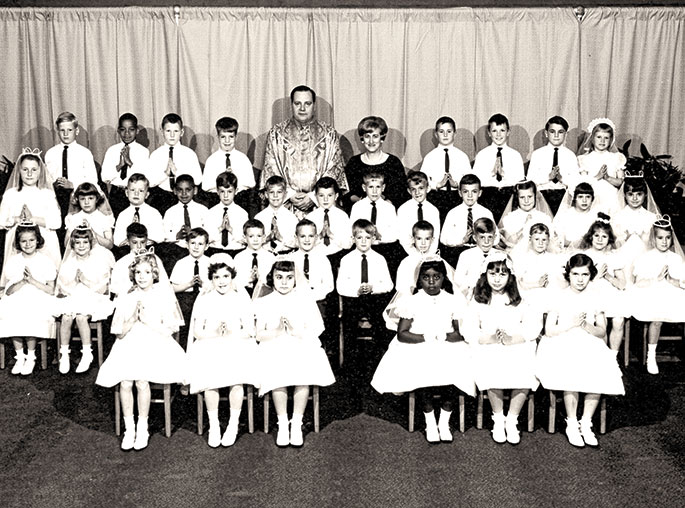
[276,420,289,447]
[75,348,93,374]
[647,354,659,375]
[221,423,239,447]
[121,429,136,451]
[565,418,585,447]
[424,411,440,443]
[579,419,598,447]
[505,414,521,445]
[491,413,506,444]
[437,411,453,442]
[58,347,71,374]
[133,423,149,450]
[289,419,304,447]
[11,351,25,375]
[21,352,36,376]
[207,426,221,448]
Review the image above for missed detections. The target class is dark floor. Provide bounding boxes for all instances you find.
[1,326,685,508]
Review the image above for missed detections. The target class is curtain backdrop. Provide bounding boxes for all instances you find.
[0,6,683,176]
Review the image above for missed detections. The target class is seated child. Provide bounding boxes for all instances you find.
[553,182,600,249]
[255,176,298,254]
[112,173,164,255]
[65,182,115,250]
[454,217,499,299]
[498,180,555,251]
[205,171,249,257]
[233,219,275,294]
[396,171,440,256]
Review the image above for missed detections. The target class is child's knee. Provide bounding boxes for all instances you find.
[120,380,134,391]
[135,380,150,390]
[74,314,89,325]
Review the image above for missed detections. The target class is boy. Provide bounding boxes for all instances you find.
[440,174,498,267]
[394,220,439,294]
[147,113,202,212]
[170,227,211,348]
[202,117,256,210]
[233,219,275,294]
[306,176,352,268]
[527,115,580,214]
[255,175,298,254]
[205,171,249,257]
[454,217,500,299]
[101,113,150,215]
[472,113,525,218]
[291,219,334,303]
[420,116,472,220]
[396,171,440,256]
[112,173,164,256]
[110,223,169,296]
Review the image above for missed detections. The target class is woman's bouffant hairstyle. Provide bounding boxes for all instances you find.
[473,260,521,306]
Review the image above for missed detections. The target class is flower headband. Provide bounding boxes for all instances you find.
[18,219,37,227]
[479,250,514,275]
[133,246,155,259]
[21,147,42,156]
[654,214,672,229]
[208,253,234,267]
[586,117,616,134]
[624,169,644,178]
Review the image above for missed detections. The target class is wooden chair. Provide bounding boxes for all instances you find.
[548,390,607,434]
[55,319,106,367]
[408,391,466,433]
[263,386,320,433]
[0,339,49,370]
[115,382,175,437]
[641,321,684,365]
[476,390,535,432]
[196,385,255,435]
[622,318,632,368]
[338,295,344,367]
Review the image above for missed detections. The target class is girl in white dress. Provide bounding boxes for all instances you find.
[55,226,115,374]
[64,182,114,250]
[187,254,259,448]
[536,253,625,447]
[576,118,626,215]
[577,213,628,353]
[462,251,542,445]
[553,182,600,249]
[254,258,335,447]
[498,180,555,251]
[629,216,685,374]
[95,251,186,451]
[372,257,474,443]
[0,224,57,375]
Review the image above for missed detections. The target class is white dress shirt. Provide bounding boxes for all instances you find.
[349,197,398,244]
[170,254,211,292]
[101,141,150,188]
[163,200,209,243]
[291,247,334,301]
[336,248,394,297]
[527,144,580,191]
[441,203,497,247]
[205,202,249,250]
[420,145,472,191]
[396,198,441,255]
[45,142,98,188]
[113,203,165,246]
[306,206,353,255]
[472,144,525,188]
[254,205,298,250]
[234,247,275,289]
[148,143,202,191]
[202,149,255,194]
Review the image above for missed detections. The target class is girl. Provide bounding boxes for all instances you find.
[64,182,114,250]
[95,252,186,451]
[187,255,259,448]
[577,118,625,215]
[372,258,475,443]
[578,213,628,353]
[536,254,625,447]
[254,258,335,447]
[55,226,115,374]
[553,182,600,249]
[0,224,57,375]
[498,180,555,250]
[0,150,61,275]
[462,251,541,445]
[629,216,685,374]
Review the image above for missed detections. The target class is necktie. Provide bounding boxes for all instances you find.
[251,252,258,269]
[370,201,377,225]
[225,153,231,169]
[193,260,200,293]
[183,204,191,228]
[303,253,310,280]
[323,209,331,246]
[361,253,369,283]
[168,146,175,188]
[221,207,229,247]
[133,206,140,223]
[495,147,503,182]
[417,203,423,222]
[466,207,473,244]
[444,148,451,191]
[552,147,559,183]
[62,145,69,179]
[270,215,279,249]
[120,144,129,179]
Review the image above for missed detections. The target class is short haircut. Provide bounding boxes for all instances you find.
[529,222,550,237]
[414,259,454,295]
[572,182,595,206]
[314,176,340,194]
[187,227,209,244]
[128,253,160,286]
[174,174,195,189]
[216,171,238,190]
[56,111,77,128]
[215,116,239,134]
[412,220,434,237]
[459,173,481,189]
[352,218,377,237]
[578,213,617,250]
[162,113,183,129]
[435,116,456,131]
[473,259,521,306]
[243,218,265,235]
[406,170,429,187]
[208,261,236,280]
[15,224,45,250]
[488,113,509,129]
[264,175,286,191]
[362,170,385,184]
[296,218,317,235]
[127,173,149,188]
[267,260,296,288]
[357,116,388,139]
[72,182,105,209]
[545,115,569,131]
[563,253,598,282]
[69,226,95,248]
[473,217,496,235]
[290,85,316,103]
[118,113,138,127]
[126,222,148,240]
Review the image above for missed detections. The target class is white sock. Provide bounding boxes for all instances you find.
[59,345,70,353]
[25,349,36,359]
[438,409,451,425]
[647,343,657,356]
[207,409,220,427]
[277,415,289,426]
[123,415,135,431]
[227,408,241,427]
[137,416,148,431]
[82,344,92,353]
[291,413,303,426]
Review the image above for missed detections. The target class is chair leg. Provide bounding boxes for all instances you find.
[642,323,648,365]
[458,394,465,433]
[95,322,104,366]
[600,397,607,434]
[623,319,631,368]
[196,394,204,435]
[338,295,344,368]
[40,339,48,370]
[263,393,270,433]
[548,390,556,434]
[0,342,5,369]
[163,384,172,437]
[476,392,484,429]
[313,386,320,433]
[408,392,415,432]
[527,392,535,432]
[247,385,254,434]
[114,386,121,436]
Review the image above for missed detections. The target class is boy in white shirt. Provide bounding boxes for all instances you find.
[396,171,441,256]
[255,175,298,254]
[205,171,249,258]
[454,217,500,299]
[233,219,275,295]
[110,223,169,296]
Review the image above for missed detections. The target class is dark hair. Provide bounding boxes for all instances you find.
[511,180,537,211]
[174,174,195,189]
[473,260,521,306]
[127,173,149,187]
[414,259,453,295]
[187,227,209,244]
[208,262,236,280]
[357,116,388,139]
[435,116,456,131]
[69,227,95,249]
[571,182,595,207]
[578,213,617,250]
[118,113,138,128]
[314,176,340,195]
[412,220,434,237]
[406,170,429,187]
[473,217,496,235]
[243,218,265,235]
[290,85,316,103]
[266,260,296,288]
[564,253,598,282]
[216,171,238,191]
[352,218,376,237]
[161,113,183,129]
[488,113,509,130]
[264,175,286,191]
[126,222,148,240]
[215,116,239,134]
[15,224,45,250]
[623,177,648,205]
[545,116,569,131]
[71,182,105,210]
[459,173,481,189]
[295,218,317,235]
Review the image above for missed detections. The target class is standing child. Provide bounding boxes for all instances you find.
[254,259,335,447]
[187,254,258,447]
[306,176,352,265]
[536,253,624,447]
[205,172,249,257]
[233,219,275,294]
[55,226,115,374]
[0,224,57,375]
[372,258,475,443]
[255,176,298,254]
[95,252,186,451]
[462,251,541,445]
[553,182,600,249]
[65,182,115,250]
[498,180,555,251]
[112,173,165,253]
[629,216,685,374]
[396,171,441,256]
